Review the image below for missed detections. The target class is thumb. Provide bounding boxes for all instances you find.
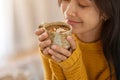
[67,36,76,51]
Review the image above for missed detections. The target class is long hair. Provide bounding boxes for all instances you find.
[58,0,120,79]
[94,0,120,79]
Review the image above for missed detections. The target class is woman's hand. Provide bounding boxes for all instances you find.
[48,36,76,62]
[35,28,51,54]
[35,28,76,62]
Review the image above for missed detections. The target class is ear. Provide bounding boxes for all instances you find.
[101,13,109,21]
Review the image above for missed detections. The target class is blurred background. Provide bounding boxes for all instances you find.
[0,0,63,80]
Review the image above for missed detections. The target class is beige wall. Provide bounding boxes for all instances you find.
[0,0,64,56]
[14,0,64,52]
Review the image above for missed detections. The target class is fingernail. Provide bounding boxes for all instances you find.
[51,45,57,49]
[40,28,44,32]
[67,36,72,39]
[43,50,48,55]
[48,49,52,53]
[47,40,50,42]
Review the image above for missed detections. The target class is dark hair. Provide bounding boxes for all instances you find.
[94,0,120,80]
[58,0,120,79]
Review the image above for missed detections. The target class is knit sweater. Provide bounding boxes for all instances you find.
[39,35,116,80]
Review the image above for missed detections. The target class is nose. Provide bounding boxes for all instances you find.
[64,1,77,17]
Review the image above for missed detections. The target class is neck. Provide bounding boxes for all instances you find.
[77,34,100,43]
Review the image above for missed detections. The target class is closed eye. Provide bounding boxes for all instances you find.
[78,3,88,8]
[62,0,70,1]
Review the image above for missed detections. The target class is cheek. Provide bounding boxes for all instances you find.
[87,15,100,26]
[82,10,101,27]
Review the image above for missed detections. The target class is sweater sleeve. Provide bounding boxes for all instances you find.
[40,50,52,80]
[58,37,88,80]
[40,49,66,80]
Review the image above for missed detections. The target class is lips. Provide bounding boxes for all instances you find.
[66,20,82,25]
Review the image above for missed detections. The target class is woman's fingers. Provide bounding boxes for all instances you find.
[43,47,50,55]
[46,36,77,62]
[38,31,49,41]
[48,49,67,62]
[35,28,50,50]
[39,39,51,50]
[67,36,76,52]
[51,56,62,62]
[51,45,71,57]
[35,28,44,36]
[35,28,49,41]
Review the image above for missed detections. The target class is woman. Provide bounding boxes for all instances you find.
[35,0,120,80]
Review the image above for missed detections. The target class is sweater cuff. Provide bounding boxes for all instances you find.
[39,48,51,59]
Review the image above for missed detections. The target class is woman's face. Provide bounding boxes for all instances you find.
[60,0,104,39]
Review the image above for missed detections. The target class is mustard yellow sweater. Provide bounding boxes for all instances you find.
[39,35,116,80]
